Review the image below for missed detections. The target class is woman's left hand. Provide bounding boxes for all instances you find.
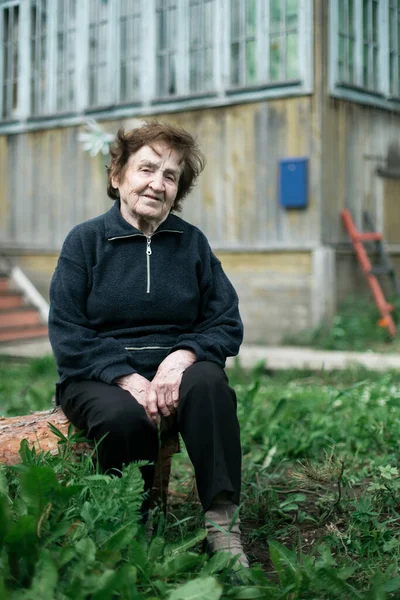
[150,349,196,417]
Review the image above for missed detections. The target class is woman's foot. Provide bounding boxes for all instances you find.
[205,501,249,568]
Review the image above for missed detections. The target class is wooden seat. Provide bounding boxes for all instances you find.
[0,407,180,513]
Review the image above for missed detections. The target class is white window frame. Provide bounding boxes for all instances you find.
[0,0,313,133]
[329,0,400,110]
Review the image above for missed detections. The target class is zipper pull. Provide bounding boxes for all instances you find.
[146,237,152,256]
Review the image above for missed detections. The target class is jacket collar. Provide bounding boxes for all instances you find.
[105,201,185,240]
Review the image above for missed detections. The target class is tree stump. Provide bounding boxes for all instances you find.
[0,407,179,512]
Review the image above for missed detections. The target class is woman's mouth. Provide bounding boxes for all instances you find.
[143,194,162,202]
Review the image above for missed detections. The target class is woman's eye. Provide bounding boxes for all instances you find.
[166,175,176,182]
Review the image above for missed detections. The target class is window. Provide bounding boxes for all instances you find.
[0,1,19,120]
[331,0,400,107]
[0,0,313,129]
[228,0,300,88]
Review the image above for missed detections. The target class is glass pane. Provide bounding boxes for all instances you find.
[338,36,345,80]
[286,0,297,28]
[189,0,215,93]
[339,0,345,31]
[286,32,298,79]
[3,5,19,119]
[348,38,355,81]
[349,0,354,31]
[204,0,213,45]
[231,42,240,85]
[204,47,213,88]
[270,0,281,33]
[168,55,176,94]
[363,0,369,40]
[157,9,166,49]
[190,50,198,91]
[246,0,256,37]
[373,46,378,89]
[372,0,378,43]
[189,2,201,47]
[31,0,47,115]
[390,10,395,49]
[156,2,177,95]
[246,39,256,82]
[398,55,400,95]
[157,55,166,94]
[363,44,368,86]
[270,36,281,80]
[231,0,240,39]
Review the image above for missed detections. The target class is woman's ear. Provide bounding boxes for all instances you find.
[111,175,119,189]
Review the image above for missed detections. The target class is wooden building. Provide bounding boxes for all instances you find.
[0,0,399,344]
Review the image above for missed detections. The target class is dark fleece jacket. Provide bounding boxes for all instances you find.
[48,201,243,388]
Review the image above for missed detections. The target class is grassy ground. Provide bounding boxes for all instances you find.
[1,356,400,598]
[283,296,400,353]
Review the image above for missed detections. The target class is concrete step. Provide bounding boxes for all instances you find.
[0,277,10,292]
[0,307,42,328]
[0,292,24,309]
[0,325,48,343]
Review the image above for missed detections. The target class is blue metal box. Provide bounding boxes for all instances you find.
[278,157,308,209]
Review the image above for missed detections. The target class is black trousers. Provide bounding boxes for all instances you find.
[59,361,241,511]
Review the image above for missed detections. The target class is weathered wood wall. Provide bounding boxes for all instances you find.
[321,99,400,245]
[0,99,324,343]
[0,99,320,252]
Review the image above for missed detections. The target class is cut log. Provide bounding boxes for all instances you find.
[0,407,91,465]
[0,407,180,513]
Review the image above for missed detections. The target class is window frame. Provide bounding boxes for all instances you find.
[0,0,313,133]
[329,0,400,110]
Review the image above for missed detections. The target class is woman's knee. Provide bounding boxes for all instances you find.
[91,400,155,441]
[181,361,227,392]
[179,361,236,415]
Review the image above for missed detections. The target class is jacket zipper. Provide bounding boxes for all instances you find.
[107,230,183,295]
[146,237,152,294]
[125,346,173,351]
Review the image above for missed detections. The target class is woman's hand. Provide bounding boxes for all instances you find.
[115,373,159,424]
[150,350,197,417]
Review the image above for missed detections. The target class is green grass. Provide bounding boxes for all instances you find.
[2,356,400,598]
[283,296,400,352]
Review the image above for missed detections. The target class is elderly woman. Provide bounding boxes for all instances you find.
[48,121,248,567]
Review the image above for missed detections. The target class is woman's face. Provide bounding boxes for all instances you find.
[112,142,183,230]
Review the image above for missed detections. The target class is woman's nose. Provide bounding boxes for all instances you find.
[149,171,165,191]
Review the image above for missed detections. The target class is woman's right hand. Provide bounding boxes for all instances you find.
[115,373,159,425]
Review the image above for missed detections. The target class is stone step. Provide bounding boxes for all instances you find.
[0,277,9,292]
[0,307,42,329]
[0,293,24,309]
[0,325,48,343]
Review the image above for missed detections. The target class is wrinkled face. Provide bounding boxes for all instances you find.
[112,142,183,230]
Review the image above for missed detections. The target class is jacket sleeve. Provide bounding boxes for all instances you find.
[49,255,136,384]
[170,253,243,367]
